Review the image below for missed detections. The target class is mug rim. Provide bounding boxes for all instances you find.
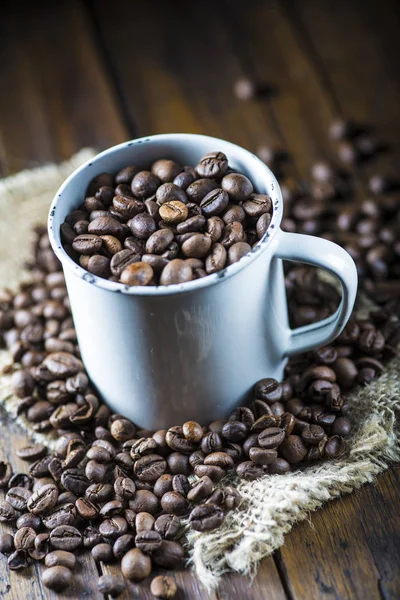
[48,133,283,296]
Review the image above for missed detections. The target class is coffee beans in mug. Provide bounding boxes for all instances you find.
[61,151,272,286]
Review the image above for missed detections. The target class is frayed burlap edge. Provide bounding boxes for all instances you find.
[0,152,399,591]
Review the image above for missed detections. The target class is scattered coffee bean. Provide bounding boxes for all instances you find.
[42,565,72,591]
[151,575,178,599]
[98,574,126,597]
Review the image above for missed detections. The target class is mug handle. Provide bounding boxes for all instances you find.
[275,230,358,357]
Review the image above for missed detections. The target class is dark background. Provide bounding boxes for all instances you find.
[0,1,399,599]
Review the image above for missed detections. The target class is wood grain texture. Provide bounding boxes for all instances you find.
[0,0,126,176]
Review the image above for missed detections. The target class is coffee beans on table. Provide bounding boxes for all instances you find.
[1,125,399,595]
[61,151,273,286]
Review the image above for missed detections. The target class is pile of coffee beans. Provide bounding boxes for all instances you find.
[61,152,273,287]
[0,224,398,594]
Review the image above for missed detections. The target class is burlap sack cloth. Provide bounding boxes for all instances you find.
[0,151,399,590]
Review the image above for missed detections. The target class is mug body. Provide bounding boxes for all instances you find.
[49,134,286,429]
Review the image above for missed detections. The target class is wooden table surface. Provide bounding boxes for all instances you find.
[0,1,399,598]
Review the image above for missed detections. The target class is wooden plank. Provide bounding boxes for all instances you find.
[88,0,284,152]
[355,468,400,599]
[289,0,400,179]
[0,407,102,599]
[0,0,126,176]
[279,487,382,600]
[218,562,288,600]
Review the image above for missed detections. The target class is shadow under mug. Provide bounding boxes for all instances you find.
[48,134,358,429]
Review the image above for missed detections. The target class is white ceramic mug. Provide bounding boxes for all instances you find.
[48,134,358,429]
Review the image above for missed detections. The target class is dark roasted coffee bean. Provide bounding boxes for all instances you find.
[200,189,229,216]
[129,490,160,515]
[249,447,277,465]
[153,474,174,498]
[16,513,41,530]
[50,525,82,551]
[75,497,99,520]
[325,435,347,458]
[221,421,247,442]
[92,542,113,562]
[256,212,272,239]
[193,464,225,483]
[135,530,162,554]
[152,160,182,183]
[99,516,128,540]
[151,575,178,599]
[201,432,222,454]
[187,476,213,503]
[167,452,191,475]
[236,461,264,480]
[61,469,89,496]
[196,151,228,179]
[72,234,103,255]
[134,454,167,482]
[160,259,193,285]
[268,458,291,474]
[42,503,76,529]
[332,417,351,437]
[172,474,190,496]
[258,427,285,449]
[189,503,224,531]
[11,370,35,398]
[301,424,326,445]
[0,533,14,555]
[6,487,32,511]
[100,500,124,517]
[186,178,218,203]
[279,435,308,464]
[204,451,234,469]
[85,482,113,504]
[45,550,76,569]
[221,173,253,200]
[161,491,189,515]
[182,420,203,443]
[42,565,72,591]
[255,378,283,403]
[113,534,135,559]
[333,358,358,389]
[14,527,36,551]
[114,477,136,499]
[98,574,126,597]
[189,450,206,468]
[121,548,152,581]
[228,241,251,264]
[0,461,13,488]
[154,514,181,540]
[251,414,281,432]
[152,540,185,569]
[120,261,154,286]
[43,352,83,377]
[27,483,58,515]
[133,512,154,533]
[222,485,242,509]
[8,549,28,570]
[166,426,198,454]
[243,193,272,217]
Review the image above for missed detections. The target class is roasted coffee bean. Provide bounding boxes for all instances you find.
[181,233,212,258]
[50,525,82,551]
[114,477,136,499]
[152,160,182,184]
[332,417,351,437]
[172,474,190,497]
[166,426,198,454]
[251,414,280,432]
[61,469,89,496]
[42,503,77,529]
[121,548,152,581]
[255,378,283,403]
[0,461,13,488]
[228,242,251,264]
[11,370,35,398]
[256,213,272,238]
[72,234,103,255]
[249,447,278,465]
[8,549,28,570]
[279,435,308,464]
[204,451,234,469]
[16,513,41,530]
[27,483,58,515]
[301,424,326,445]
[200,189,229,216]
[42,565,72,591]
[206,216,224,242]
[243,193,272,217]
[236,461,264,480]
[186,178,218,203]
[135,530,162,554]
[14,527,36,551]
[92,542,113,562]
[201,432,222,454]
[130,437,158,459]
[161,491,189,516]
[0,533,14,555]
[151,575,178,599]
[182,420,203,443]
[98,574,126,597]
[134,454,167,482]
[193,464,225,483]
[221,421,248,442]
[189,450,206,467]
[154,474,174,498]
[189,503,224,531]
[133,512,154,533]
[75,497,99,520]
[129,490,160,515]
[6,487,32,510]
[156,182,188,205]
[152,540,185,569]
[43,352,83,377]
[187,476,213,503]
[333,358,358,389]
[160,259,193,285]
[113,534,135,559]
[100,500,124,517]
[99,516,128,540]
[221,173,253,200]
[268,458,292,474]
[195,152,228,179]
[8,473,33,491]
[325,435,347,458]
[222,485,242,510]
[120,262,154,286]
[85,483,114,503]
[45,550,76,570]
[257,427,285,449]
[154,514,181,540]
